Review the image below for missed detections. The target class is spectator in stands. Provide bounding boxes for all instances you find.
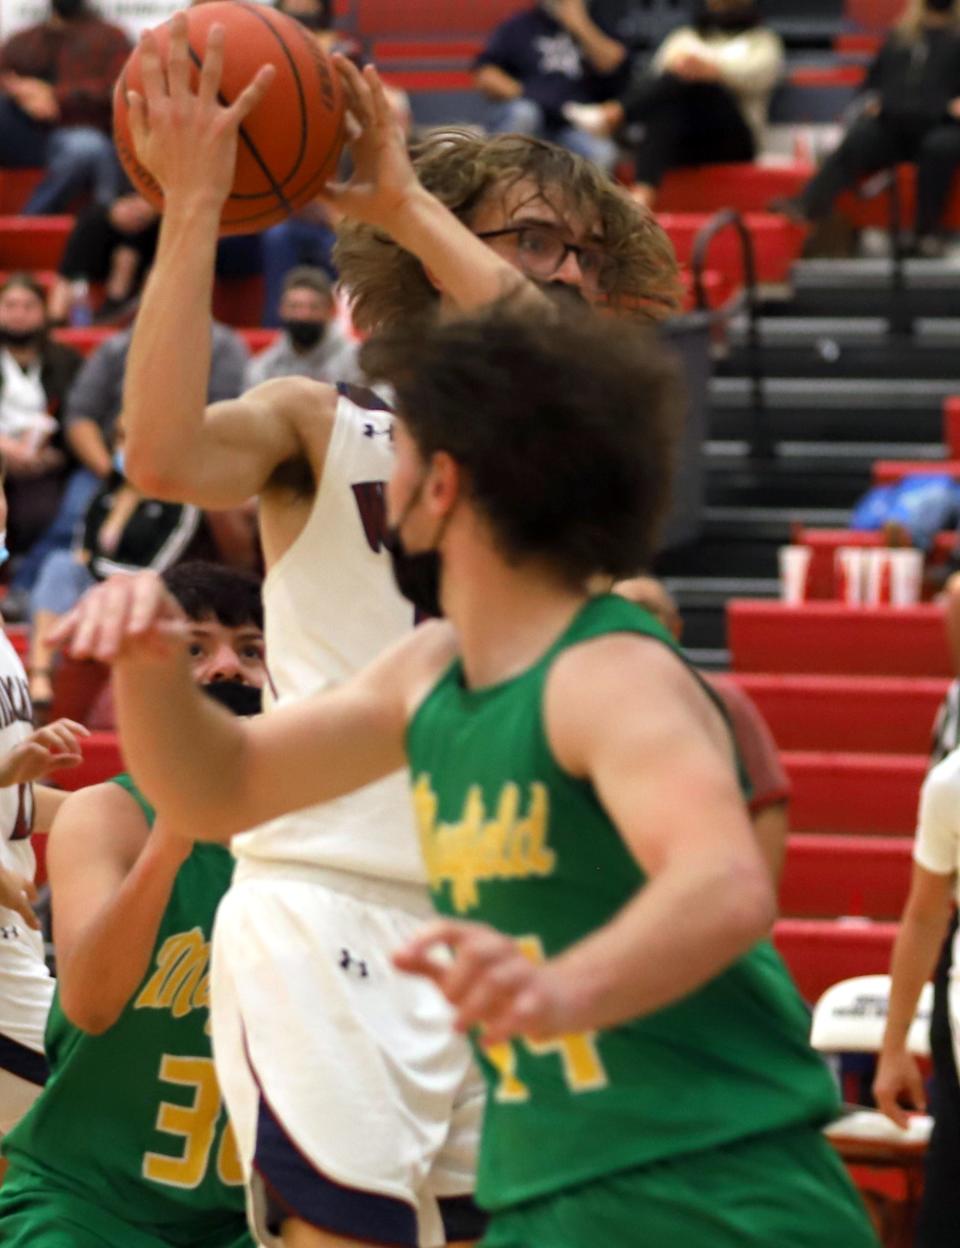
[1,318,248,621]
[0,274,82,579]
[774,0,960,257]
[473,0,631,173]
[246,266,360,389]
[564,0,784,207]
[47,191,159,328]
[0,0,130,215]
[614,574,791,883]
[275,0,362,60]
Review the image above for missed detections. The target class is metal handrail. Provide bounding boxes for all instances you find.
[690,208,772,460]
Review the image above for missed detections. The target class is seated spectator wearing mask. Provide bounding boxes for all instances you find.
[474,0,632,174]
[0,275,83,576]
[773,0,960,257]
[615,575,791,884]
[245,267,360,390]
[565,0,784,207]
[0,0,129,215]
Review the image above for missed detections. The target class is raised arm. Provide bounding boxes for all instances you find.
[51,573,444,841]
[48,783,190,1035]
[397,636,774,1041]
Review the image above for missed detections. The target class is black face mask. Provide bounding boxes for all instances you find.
[51,0,85,18]
[283,319,326,351]
[0,327,43,349]
[382,479,445,620]
[927,0,954,13]
[202,680,263,717]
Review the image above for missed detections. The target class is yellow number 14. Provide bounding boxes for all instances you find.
[483,936,608,1103]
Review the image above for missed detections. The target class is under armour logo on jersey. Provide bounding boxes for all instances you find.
[339,948,369,979]
[0,924,20,940]
[363,422,392,440]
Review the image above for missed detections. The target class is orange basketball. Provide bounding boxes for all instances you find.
[113,1,345,235]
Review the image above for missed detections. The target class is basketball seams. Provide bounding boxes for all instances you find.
[112,0,344,232]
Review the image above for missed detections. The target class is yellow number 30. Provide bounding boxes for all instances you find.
[143,1055,243,1189]
[483,936,608,1103]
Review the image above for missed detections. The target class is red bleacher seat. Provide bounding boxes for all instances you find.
[943,396,960,459]
[355,0,524,37]
[4,626,27,661]
[658,212,805,285]
[873,459,960,486]
[779,834,912,920]
[728,601,952,677]
[784,751,926,834]
[372,39,483,63]
[834,33,883,55]
[729,673,948,754]
[789,65,867,89]
[656,163,812,216]
[0,169,44,216]
[794,527,955,600]
[0,216,71,270]
[53,326,278,357]
[54,731,123,792]
[774,918,897,1002]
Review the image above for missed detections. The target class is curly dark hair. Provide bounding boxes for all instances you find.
[360,300,681,581]
[163,562,263,631]
[335,130,682,332]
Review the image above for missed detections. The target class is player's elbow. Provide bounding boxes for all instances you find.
[59,986,121,1036]
[123,443,192,502]
[724,855,778,944]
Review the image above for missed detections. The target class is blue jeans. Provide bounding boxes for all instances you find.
[486,98,619,172]
[13,467,101,594]
[30,549,93,618]
[0,96,123,213]
[261,215,338,326]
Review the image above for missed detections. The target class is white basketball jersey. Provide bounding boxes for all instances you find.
[232,390,426,883]
[0,631,54,1054]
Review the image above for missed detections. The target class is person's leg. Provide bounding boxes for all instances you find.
[11,467,101,594]
[797,115,903,221]
[916,124,960,240]
[24,127,120,215]
[678,83,756,167]
[28,551,95,708]
[551,123,619,172]
[0,96,50,168]
[485,97,545,137]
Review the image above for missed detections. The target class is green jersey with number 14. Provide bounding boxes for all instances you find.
[407,594,840,1213]
[0,775,251,1248]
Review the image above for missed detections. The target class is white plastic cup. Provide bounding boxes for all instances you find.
[835,547,867,606]
[889,548,924,607]
[779,545,812,604]
[864,548,892,606]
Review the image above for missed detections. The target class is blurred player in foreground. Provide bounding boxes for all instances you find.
[55,303,876,1248]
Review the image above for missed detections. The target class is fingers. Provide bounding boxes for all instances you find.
[138,29,168,108]
[198,22,225,109]
[364,64,396,134]
[228,62,276,126]
[165,11,191,102]
[126,89,147,152]
[333,54,373,130]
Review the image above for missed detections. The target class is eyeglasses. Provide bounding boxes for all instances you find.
[475,225,615,293]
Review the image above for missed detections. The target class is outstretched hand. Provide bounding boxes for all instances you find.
[48,572,190,667]
[125,12,276,210]
[317,56,421,230]
[0,719,90,787]
[394,918,572,1045]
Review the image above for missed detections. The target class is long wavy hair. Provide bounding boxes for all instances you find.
[896,0,960,41]
[334,130,682,331]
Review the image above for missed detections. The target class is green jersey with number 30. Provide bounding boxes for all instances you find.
[407,594,840,1213]
[0,775,251,1248]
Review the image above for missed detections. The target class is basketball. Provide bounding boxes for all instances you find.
[113,1,345,235]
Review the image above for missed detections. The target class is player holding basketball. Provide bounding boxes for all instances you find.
[56,302,878,1247]
[117,14,677,1248]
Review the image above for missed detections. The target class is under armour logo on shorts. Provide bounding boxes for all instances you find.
[0,924,20,940]
[339,948,369,979]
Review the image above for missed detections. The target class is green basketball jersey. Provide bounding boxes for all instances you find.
[0,775,251,1248]
[407,594,840,1213]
